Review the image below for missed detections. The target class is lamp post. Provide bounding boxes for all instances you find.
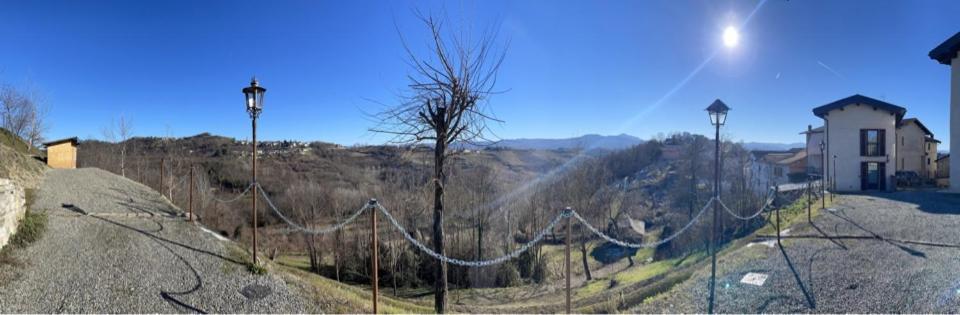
[820,140,826,209]
[242,77,266,265]
[705,99,729,314]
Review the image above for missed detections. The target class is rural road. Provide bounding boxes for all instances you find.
[636,191,960,313]
[0,168,311,313]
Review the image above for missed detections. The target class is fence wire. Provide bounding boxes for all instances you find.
[377,203,566,267]
[206,183,254,203]
[573,197,715,249]
[717,187,777,220]
[242,184,786,267]
[257,183,371,235]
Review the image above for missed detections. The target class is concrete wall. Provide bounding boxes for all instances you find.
[47,142,76,169]
[825,104,898,192]
[926,140,939,179]
[0,178,26,250]
[951,51,960,192]
[896,122,927,175]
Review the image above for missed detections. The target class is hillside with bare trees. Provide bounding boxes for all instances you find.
[72,129,778,311]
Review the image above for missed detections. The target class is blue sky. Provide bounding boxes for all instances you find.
[1,0,959,146]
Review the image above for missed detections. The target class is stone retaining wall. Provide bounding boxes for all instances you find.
[0,178,26,249]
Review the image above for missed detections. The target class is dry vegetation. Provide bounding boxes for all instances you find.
[74,129,787,312]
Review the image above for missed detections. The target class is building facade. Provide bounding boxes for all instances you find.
[929,31,960,192]
[895,118,939,179]
[815,95,905,192]
[802,125,825,175]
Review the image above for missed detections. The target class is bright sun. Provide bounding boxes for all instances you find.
[723,26,740,48]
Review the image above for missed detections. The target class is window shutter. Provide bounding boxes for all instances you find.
[860,130,866,156]
[878,130,886,156]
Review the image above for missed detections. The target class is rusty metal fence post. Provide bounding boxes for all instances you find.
[370,199,379,314]
[775,186,781,247]
[159,157,165,195]
[188,166,194,222]
[564,207,572,314]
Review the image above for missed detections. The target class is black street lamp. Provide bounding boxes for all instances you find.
[243,77,266,265]
[705,99,729,314]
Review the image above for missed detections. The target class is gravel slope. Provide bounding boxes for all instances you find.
[635,192,960,313]
[0,168,311,313]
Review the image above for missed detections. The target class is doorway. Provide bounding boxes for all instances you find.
[860,162,886,190]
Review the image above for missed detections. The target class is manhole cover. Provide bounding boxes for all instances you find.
[240,284,272,300]
[740,272,768,286]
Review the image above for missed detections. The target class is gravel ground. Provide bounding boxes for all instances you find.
[0,168,311,313]
[636,192,960,313]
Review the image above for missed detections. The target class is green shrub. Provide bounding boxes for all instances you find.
[248,263,268,275]
[10,210,47,248]
[531,257,547,284]
[495,263,521,287]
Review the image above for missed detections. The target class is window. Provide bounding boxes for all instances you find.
[774,167,783,177]
[860,129,885,157]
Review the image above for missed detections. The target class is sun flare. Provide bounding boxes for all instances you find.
[723,26,740,48]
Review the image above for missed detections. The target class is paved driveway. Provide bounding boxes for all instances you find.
[0,168,311,313]
[637,191,960,313]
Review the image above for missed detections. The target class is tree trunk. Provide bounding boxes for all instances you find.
[476,221,483,261]
[335,229,342,282]
[433,137,448,314]
[579,237,592,281]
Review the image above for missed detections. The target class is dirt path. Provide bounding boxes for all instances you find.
[0,168,311,313]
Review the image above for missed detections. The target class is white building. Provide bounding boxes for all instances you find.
[929,32,960,192]
[814,94,905,192]
[895,118,939,179]
[801,125,825,175]
[748,149,806,192]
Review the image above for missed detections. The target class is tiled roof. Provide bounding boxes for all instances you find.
[812,94,906,120]
[930,31,960,65]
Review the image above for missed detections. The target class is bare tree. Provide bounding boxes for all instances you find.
[118,115,134,177]
[0,84,48,149]
[370,13,507,313]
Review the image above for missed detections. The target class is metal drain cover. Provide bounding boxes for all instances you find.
[240,284,272,300]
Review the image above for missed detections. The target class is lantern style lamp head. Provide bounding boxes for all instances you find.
[242,77,266,119]
[705,99,730,126]
[819,140,825,151]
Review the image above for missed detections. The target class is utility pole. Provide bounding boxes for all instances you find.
[807,173,812,223]
[565,207,572,314]
[775,185,781,247]
[160,157,165,196]
[188,166,194,222]
[370,199,379,314]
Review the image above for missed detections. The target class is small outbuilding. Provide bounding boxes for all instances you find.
[43,137,78,169]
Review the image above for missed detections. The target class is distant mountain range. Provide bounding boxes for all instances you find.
[462,134,645,151]
[459,135,804,152]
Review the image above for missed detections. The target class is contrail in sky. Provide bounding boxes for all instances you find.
[817,60,845,80]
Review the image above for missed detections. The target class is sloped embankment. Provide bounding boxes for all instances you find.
[0,128,45,189]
